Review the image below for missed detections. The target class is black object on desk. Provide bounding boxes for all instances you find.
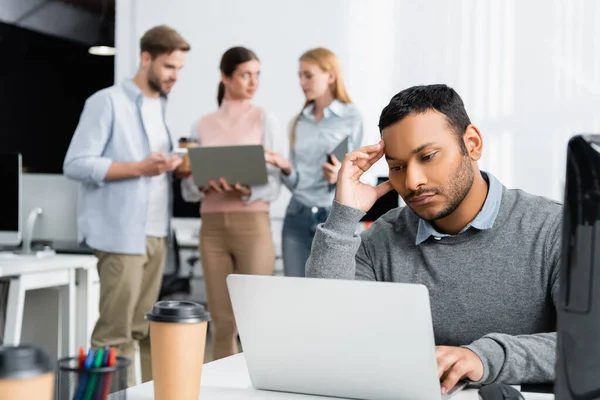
[555,134,600,399]
[521,383,554,393]
[478,384,525,400]
[37,240,93,255]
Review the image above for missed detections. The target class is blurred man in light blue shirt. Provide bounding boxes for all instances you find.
[63,25,190,387]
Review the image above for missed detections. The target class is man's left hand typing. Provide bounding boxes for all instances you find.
[436,346,484,394]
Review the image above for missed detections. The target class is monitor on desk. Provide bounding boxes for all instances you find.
[0,153,22,246]
[20,173,84,252]
[555,134,600,398]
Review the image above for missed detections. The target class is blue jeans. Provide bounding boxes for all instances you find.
[282,197,331,277]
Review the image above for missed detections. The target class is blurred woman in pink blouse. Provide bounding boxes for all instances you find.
[182,47,285,360]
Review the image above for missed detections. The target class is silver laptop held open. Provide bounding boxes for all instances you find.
[227,274,465,400]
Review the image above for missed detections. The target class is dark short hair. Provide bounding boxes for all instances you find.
[140,25,190,59]
[378,84,471,155]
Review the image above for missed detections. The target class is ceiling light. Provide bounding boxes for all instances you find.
[88,0,114,57]
[88,45,115,56]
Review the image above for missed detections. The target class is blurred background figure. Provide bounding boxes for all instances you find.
[181,46,285,360]
[265,47,363,277]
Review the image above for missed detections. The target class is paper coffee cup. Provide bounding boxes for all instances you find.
[0,345,54,400]
[175,138,198,178]
[146,301,210,400]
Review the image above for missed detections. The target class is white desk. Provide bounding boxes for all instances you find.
[124,353,554,400]
[0,254,97,357]
[75,261,100,349]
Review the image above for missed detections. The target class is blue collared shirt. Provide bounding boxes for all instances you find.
[415,171,502,245]
[63,80,174,254]
[283,100,363,208]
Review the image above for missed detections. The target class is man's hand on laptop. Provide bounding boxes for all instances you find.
[335,140,394,212]
[436,346,484,394]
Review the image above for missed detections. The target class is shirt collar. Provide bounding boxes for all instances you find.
[414,171,503,245]
[121,79,168,103]
[301,99,346,120]
[120,79,173,149]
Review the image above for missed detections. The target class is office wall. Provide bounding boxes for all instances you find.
[116,0,600,206]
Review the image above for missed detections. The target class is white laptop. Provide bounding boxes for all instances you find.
[226,274,466,400]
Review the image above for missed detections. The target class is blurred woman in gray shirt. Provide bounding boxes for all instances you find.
[266,48,363,277]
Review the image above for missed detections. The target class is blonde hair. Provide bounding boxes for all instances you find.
[291,48,352,147]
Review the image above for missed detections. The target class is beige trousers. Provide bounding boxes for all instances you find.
[91,236,166,388]
[200,212,275,361]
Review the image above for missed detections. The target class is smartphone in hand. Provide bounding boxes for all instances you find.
[170,147,188,157]
[327,137,349,165]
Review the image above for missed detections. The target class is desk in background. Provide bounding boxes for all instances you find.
[123,353,554,399]
[0,254,98,357]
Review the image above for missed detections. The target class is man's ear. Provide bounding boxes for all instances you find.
[140,51,152,68]
[463,124,483,161]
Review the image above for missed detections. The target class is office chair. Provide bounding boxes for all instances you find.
[159,232,194,300]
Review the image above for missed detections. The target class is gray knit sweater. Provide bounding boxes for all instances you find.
[306,185,562,384]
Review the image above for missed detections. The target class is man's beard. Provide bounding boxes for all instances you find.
[147,67,168,96]
[408,157,475,222]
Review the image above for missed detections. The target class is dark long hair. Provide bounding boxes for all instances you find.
[217,46,259,106]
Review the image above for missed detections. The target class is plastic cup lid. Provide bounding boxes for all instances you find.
[0,345,53,380]
[145,300,210,323]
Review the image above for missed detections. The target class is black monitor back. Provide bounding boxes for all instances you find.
[556,134,600,399]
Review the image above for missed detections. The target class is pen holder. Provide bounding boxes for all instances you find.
[56,356,130,400]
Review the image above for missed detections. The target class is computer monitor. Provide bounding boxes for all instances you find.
[555,134,600,398]
[0,153,22,246]
[21,173,78,243]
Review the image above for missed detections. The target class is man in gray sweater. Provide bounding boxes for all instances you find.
[306,84,561,394]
